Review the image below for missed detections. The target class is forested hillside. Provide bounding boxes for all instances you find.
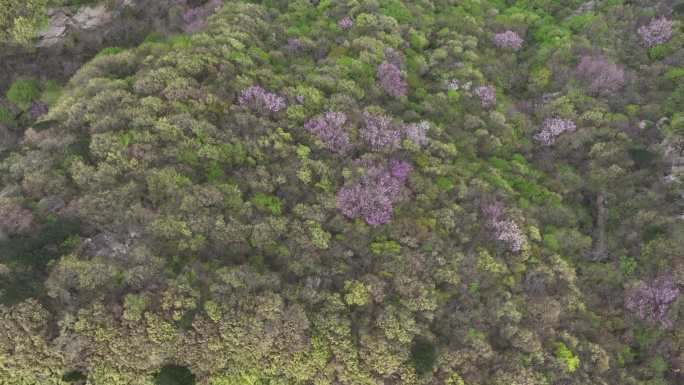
[0,1,683,384]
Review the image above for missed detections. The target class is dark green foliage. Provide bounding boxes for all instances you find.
[62,370,87,382]
[0,215,80,304]
[154,365,196,385]
[628,147,657,168]
[411,339,437,375]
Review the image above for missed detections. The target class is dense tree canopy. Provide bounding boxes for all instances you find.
[0,1,683,384]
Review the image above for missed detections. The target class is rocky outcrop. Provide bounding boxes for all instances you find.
[37,5,114,48]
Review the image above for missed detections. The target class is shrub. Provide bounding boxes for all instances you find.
[6,79,41,110]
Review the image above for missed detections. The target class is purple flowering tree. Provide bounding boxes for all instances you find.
[238,85,286,114]
[534,118,576,146]
[403,121,429,146]
[338,16,353,31]
[377,61,407,98]
[304,111,350,153]
[360,112,401,150]
[576,55,625,94]
[473,85,496,107]
[483,201,527,252]
[626,276,680,328]
[337,163,411,226]
[492,30,523,51]
[389,159,412,182]
[637,17,674,47]
[285,38,304,55]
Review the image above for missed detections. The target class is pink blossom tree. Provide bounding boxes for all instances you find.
[576,55,625,94]
[337,163,411,226]
[238,85,286,114]
[626,276,680,328]
[492,30,523,51]
[473,85,496,107]
[360,112,401,150]
[304,111,350,153]
[338,16,353,30]
[637,17,674,47]
[534,118,576,146]
[483,201,527,252]
[377,61,407,98]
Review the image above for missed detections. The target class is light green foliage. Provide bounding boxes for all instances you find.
[554,342,580,373]
[343,280,371,306]
[39,80,62,106]
[476,248,507,275]
[6,79,41,109]
[370,239,401,255]
[306,220,330,249]
[619,255,637,277]
[251,193,282,216]
[0,0,49,44]
[122,293,150,322]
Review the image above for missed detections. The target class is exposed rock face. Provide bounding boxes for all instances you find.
[2,1,174,91]
[36,9,70,47]
[37,5,114,48]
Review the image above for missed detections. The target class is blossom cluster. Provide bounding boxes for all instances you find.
[473,85,496,107]
[576,55,625,94]
[446,79,471,91]
[360,112,402,150]
[483,201,526,252]
[403,120,429,146]
[238,85,286,114]
[338,16,353,30]
[286,38,303,55]
[637,17,674,47]
[337,162,411,226]
[377,61,407,98]
[304,111,350,153]
[534,118,576,146]
[626,276,680,328]
[492,30,524,51]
